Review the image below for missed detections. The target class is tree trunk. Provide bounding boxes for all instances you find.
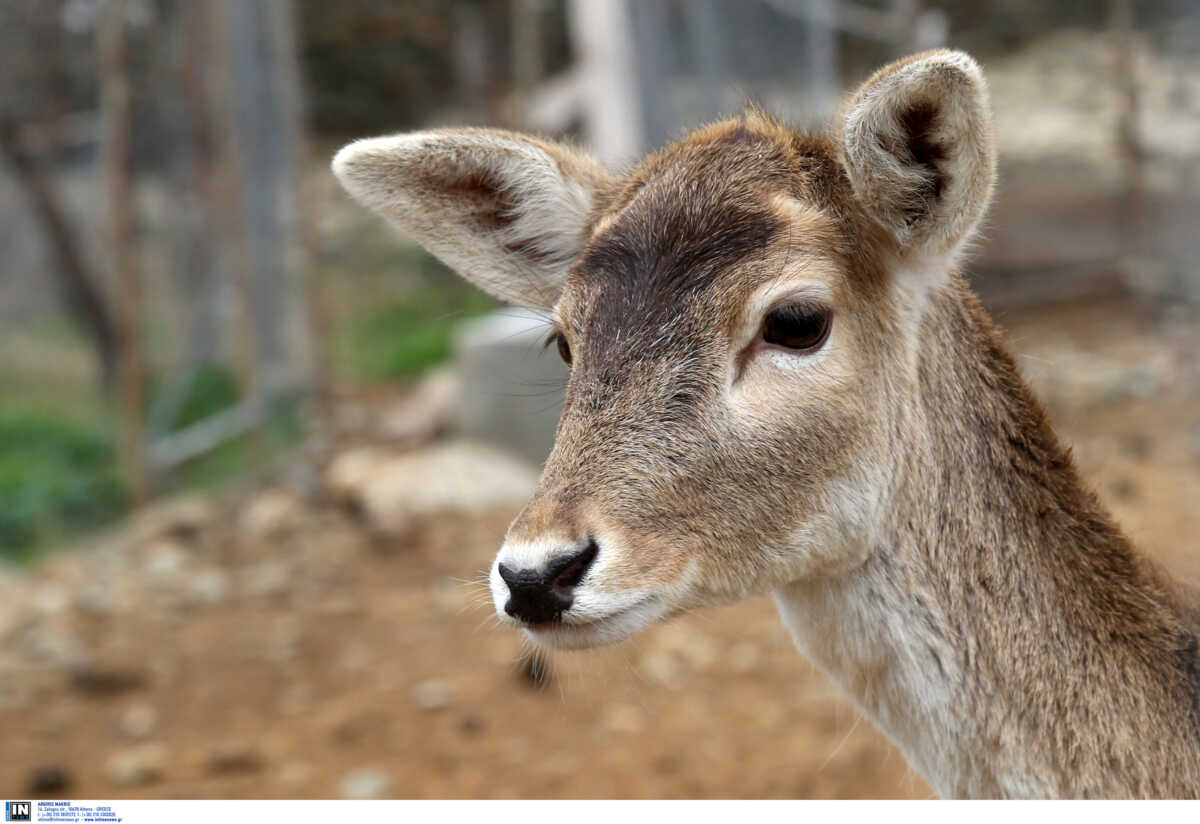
[99,0,150,504]
[0,120,119,392]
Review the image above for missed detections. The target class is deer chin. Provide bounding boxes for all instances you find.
[489,587,672,652]
[518,594,669,651]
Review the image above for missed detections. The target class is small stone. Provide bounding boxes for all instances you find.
[602,703,646,735]
[677,634,717,672]
[69,665,146,697]
[640,651,684,689]
[31,583,70,616]
[144,540,188,580]
[411,679,453,711]
[242,559,291,599]
[339,766,392,800]
[75,583,114,615]
[28,764,72,794]
[189,569,231,606]
[118,703,158,739]
[132,496,212,544]
[105,742,168,786]
[27,627,88,669]
[207,748,264,775]
[238,489,304,543]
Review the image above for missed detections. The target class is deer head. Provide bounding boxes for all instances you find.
[333,50,996,650]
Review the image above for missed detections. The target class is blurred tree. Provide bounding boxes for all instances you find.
[99,0,150,503]
[0,1,118,392]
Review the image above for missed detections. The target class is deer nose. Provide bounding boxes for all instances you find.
[497,540,599,625]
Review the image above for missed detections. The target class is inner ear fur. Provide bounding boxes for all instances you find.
[332,129,612,310]
[841,50,996,259]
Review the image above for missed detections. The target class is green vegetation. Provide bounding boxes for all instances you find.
[341,286,496,380]
[153,360,242,432]
[330,242,498,381]
[0,408,126,561]
[0,237,493,560]
[0,362,303,560]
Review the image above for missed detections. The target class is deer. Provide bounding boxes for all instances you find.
[332,50,1200,798]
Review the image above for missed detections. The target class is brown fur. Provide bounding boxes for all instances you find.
[333,51,1200,798]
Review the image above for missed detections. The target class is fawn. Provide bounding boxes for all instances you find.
[333,51,1200,798]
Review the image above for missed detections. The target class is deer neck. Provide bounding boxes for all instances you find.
[773,276,1200,798]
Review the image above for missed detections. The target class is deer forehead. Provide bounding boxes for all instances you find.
[558,132,855,347]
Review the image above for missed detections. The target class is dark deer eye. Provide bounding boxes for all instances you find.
[762,304,832,352]
[545,330,572,366]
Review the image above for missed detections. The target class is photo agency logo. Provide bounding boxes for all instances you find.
[4,802,30,822]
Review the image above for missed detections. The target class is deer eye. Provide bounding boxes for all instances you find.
[761,303,832,352]
[545,330,572,366]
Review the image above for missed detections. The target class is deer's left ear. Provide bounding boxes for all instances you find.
[842,50,996,263]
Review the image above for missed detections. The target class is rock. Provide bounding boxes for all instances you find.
[118,703,158,739]
[325,447,386,502]
[337,440,539,534]
[27,764,72,795]
[378,368,461,443]
[453,309,568,464]
[105,743,167,786]
[340,767,392,800]
[238,489,304,543]
[411,679,453,711]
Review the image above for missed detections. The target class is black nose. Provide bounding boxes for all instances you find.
[498,540,599,625]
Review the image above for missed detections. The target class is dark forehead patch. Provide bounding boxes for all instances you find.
[575,130,792,325]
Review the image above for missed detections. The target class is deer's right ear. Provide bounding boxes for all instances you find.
[842,50,996,266]
[332,129,611,310]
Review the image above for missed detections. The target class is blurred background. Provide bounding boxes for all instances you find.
[1,0,1198,800]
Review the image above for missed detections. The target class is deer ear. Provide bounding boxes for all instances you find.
[842,50,996,263]
[333,129,612,310]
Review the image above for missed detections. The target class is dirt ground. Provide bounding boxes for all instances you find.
[0,294,1197,799]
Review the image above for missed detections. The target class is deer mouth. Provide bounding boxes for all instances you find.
[521,595,666,650]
